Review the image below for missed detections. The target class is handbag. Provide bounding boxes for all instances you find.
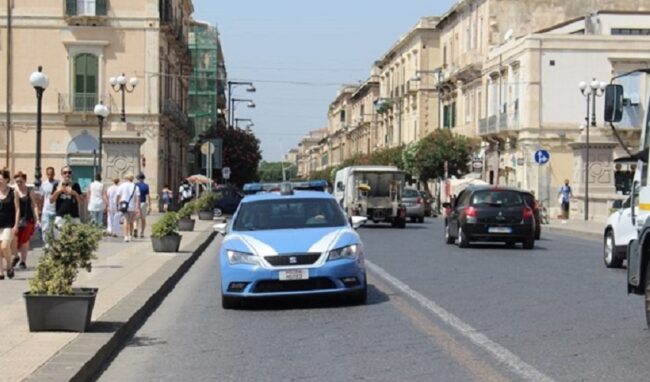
[119,185,137,213]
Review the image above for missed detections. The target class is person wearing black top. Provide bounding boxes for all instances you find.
[0,169,19,280]
[49,166,83,227]
[11,171,40,270]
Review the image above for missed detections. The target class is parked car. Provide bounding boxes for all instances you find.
[213,185,244,216]
[402,188,425,223]
[214,187,368,309]
[603,197,635,268]
[420,191,434,217]
[444,186,536,249]
[520,191,542,240]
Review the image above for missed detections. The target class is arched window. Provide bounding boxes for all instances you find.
[73,53,98,112]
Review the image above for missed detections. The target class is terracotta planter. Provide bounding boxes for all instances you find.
[151,234,182,253]
[24,288,98,332]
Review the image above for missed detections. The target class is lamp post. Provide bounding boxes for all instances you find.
[93,101,110,175]
[578,78,606,221]
[231,98,255,128]
[109,73,138,122]
[29,66,49,189]
[227,81,255,128]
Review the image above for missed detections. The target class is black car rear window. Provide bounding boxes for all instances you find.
[471,190,523,207]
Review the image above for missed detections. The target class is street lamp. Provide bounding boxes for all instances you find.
[109,73,138,122]
[231,98,255,128]
[579,78,606,221]
[93,101,110,175]
[227,81,255,128]
[29,66,49,189]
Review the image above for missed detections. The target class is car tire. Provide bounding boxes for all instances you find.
[505,240,516,248]
[522,235,535,250]
[604,230,624,268]
[349,282,367,306]
[418,216,425,223]
[221,294,240,310]
[398,218,406,229]
[645,260,650,329]
[535,227,541,240]
[457,227,469,248]
[214,208,224,218]
[445,224,455,244]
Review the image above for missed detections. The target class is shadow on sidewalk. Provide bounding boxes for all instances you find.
[88,321,123,333]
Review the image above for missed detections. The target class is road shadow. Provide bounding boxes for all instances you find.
[361,224,428,230]
[235,284,389,311]
[464,243,548,251]
[88,321,122,333]
[125,335,168,348]
[93,265,124,269]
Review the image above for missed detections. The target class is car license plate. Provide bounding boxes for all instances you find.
[488,227,512,234]
[279,269,309,281]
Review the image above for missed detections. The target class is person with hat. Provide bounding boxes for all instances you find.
[135,172,150,238]
[105,177,121,237]
[116,173,140,242]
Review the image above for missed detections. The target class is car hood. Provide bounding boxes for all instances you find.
[223,227,358,256]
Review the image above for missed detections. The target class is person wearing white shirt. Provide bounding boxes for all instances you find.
[106,178,121,237]
[116,174,140,242]
[39,167,58,243]
[86,174,105,227]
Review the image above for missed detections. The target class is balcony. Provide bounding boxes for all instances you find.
[58,93,112,114]
[65,0,108,26]
[478,111,520,136]
[162,98,193,136]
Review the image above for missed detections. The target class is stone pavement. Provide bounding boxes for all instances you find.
[543,217,603,241]
[0,213,217,382]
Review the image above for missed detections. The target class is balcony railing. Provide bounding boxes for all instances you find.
[58,93,112,114]
[488,115,497,133]
[162,98,193,136]
[66,0,107,17]
[479,111,520,135]
[479,118,488,134]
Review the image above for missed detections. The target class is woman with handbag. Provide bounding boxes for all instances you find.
[0,169,19,279]
[11,171,40,270]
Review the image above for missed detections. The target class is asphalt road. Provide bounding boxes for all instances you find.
[98,219,650,382]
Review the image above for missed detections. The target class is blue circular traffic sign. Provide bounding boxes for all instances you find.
[534,150,550,165]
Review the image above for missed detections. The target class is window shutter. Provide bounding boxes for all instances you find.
[66,0,77,16]
[96,0,108,15]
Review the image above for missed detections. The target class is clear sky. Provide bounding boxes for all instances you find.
[192,0,457,161]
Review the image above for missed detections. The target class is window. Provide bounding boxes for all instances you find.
[465,93,471,123]
[67,0,107,16]
[612,28,650,35]
[233,199,347,231]
[443,102,457,128]
[73,54,98,112]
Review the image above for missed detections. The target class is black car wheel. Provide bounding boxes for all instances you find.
[535,226,541,240]
[645,260,650,329]
[445,224,455,244]
[348,279,368,305]
[398,218,406,229]
[604,230,624,268]
[522,235,535,250]
[457,227,469,248]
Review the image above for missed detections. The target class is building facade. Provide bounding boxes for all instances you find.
[0,0,194,209]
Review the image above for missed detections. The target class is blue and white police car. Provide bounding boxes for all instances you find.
[214,185,368,309]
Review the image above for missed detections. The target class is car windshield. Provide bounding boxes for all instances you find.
[471,190,523,207]
[402,189,420,198]
[233,198,347,231]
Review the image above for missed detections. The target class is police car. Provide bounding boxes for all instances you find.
[214,184,368,309]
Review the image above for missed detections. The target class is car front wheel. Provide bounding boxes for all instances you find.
[604,231,624,268]
[522,235,535,250]
[221,294,240,309]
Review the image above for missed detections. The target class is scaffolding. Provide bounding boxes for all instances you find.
[188,22,221,139]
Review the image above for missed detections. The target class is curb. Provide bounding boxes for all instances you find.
[544,225,601,242]
[25,230,218,382]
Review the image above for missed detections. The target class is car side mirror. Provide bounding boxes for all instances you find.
[612,199,623,210]
[350,216,367,230]
[336,182,345,192]
[604,84,624,123]
[213,222,227,235]
[442,202,451,208]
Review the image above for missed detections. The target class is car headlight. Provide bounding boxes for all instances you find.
[227,250,260,266]
[328,244,360,261]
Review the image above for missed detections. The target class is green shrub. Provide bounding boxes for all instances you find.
[151,212,180,238]
[195,192,217,212]
[29,217,103,295]
[177,200,196,220]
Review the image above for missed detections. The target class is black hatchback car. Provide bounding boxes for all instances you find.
[443,186,535,249]
[520,191,541,240]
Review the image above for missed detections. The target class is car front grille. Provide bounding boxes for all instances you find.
[264,253,321,266]
[253,278,336,293]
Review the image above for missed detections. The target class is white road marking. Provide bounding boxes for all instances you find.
[366,260,556,382]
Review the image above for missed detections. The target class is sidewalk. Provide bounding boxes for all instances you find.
[0,213,217,382]
[543,218,603,241]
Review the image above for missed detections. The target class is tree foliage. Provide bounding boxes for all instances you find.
[257,161,298,182]
[203,125,263,187]
[414,129,477,182]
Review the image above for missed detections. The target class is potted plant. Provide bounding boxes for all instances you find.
[196,192,217,220]
[151,212,182,252]
[177,200,196,231]
[24,217,103,332]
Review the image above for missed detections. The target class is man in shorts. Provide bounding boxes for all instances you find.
[116,174,140,242]
[134,172,150,238]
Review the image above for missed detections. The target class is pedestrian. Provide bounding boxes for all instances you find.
[50,166,83,227]
[179,179,193,209]
[116,173,140,242]
[161,184,172,212]
[11,171,40,270]
[39,166,58,242]
[87,173,105,227]
[135,172,150,238]
[106,178,121,237]
[0,169,19,279]
[558,179,573,222]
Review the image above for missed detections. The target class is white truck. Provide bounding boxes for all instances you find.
[333,166,407,228]
[603,68,650,328]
